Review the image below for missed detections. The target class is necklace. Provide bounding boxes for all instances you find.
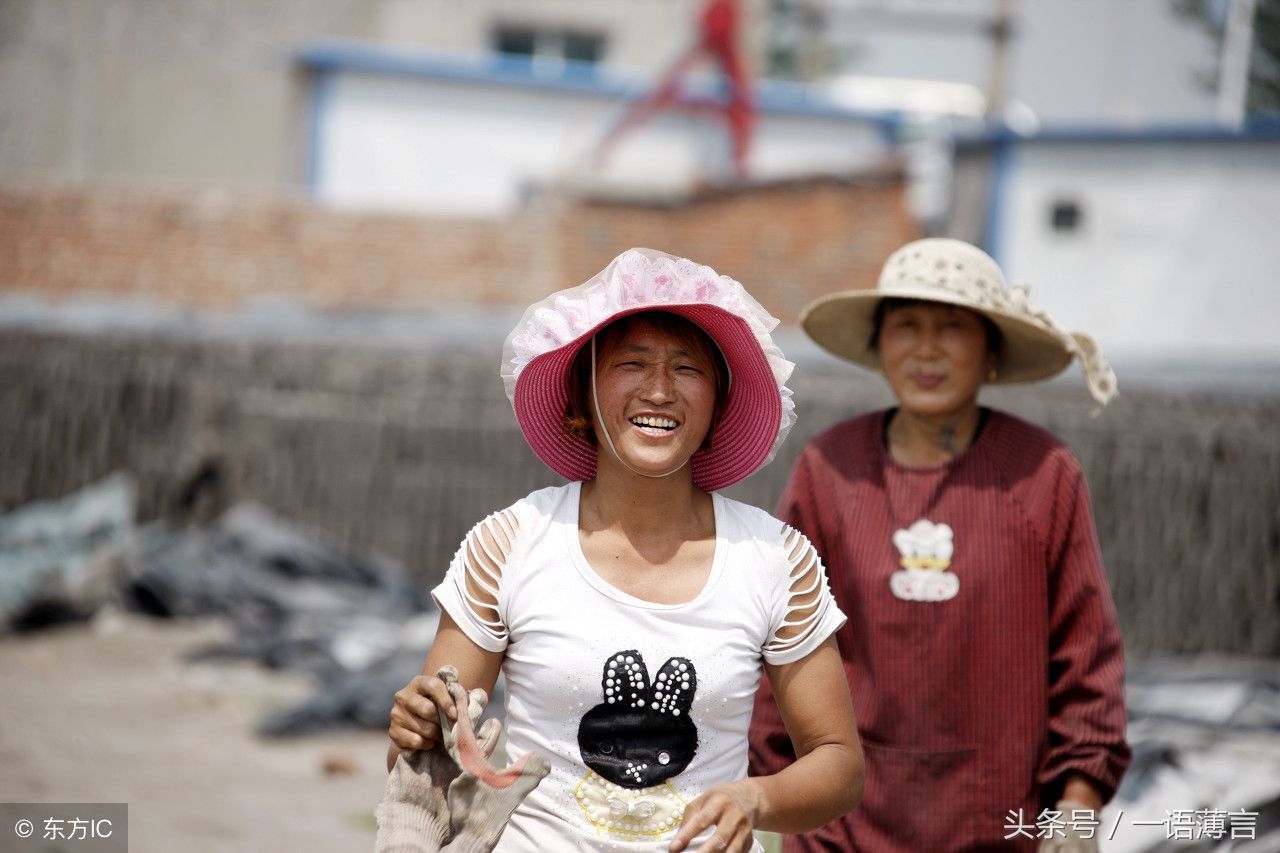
[939,424,957,455]
[881,413,965,603]
[880,406,994,531]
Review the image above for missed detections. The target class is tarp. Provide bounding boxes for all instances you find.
[0,473,459,736]
[1103,658,1280,851]
[0,473,136,631]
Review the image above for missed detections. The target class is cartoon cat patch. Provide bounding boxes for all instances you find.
[889,519,960,602]
[574,650,698,840]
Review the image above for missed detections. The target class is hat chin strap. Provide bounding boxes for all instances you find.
[590,336,689,481]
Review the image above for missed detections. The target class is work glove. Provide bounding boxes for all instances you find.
[376,666,550,852]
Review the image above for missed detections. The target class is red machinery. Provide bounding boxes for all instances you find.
[593,0,756,178]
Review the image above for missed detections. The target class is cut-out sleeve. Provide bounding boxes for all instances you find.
[762,522,846,665]
[430,508,520,652]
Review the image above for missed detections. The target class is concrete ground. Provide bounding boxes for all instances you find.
[0,610,388,853]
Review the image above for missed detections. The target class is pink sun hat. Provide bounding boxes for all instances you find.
[501,248,796,492]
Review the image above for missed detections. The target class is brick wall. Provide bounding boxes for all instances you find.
[0,176,917,318]
[0,187,558,310]
[556,173,916,323]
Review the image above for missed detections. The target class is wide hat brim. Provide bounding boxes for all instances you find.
[802,287,1073,384]
[513,302,783,492]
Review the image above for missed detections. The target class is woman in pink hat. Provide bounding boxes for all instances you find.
[749,238,1130,852]
[386,248,864,853]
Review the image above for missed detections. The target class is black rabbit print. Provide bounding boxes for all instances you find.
[577,650,699,789]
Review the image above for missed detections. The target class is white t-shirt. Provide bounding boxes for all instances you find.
[432,482,845,852]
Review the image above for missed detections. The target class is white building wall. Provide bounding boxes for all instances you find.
[822,0,1221,124]
[1011,0,1220,124]
[313,64,891,215]
[997,139,1280,360]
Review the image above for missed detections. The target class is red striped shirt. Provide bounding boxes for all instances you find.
[749,409,1130,851]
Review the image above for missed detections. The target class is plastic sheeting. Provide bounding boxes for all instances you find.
[1105,658,1280,851]
[0,473,451,737]
[0,473,137,631]
[127,502,454,737]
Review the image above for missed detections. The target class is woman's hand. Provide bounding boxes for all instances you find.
[386,613,505,772]
[668,778,764,853]
[388,671,466,755]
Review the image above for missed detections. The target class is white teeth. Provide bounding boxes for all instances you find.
[630,416,678,430]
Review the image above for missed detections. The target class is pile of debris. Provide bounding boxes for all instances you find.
[0,473,448,736]
[1105,658,1280,851]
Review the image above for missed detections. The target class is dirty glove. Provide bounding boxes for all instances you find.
[378,747,452,852]
[377,668,495,852]
[1038,801,1099,853]
[375,666,550,853]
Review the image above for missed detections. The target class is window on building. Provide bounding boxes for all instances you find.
[562,31,604,65]
[491,24,604,71]
[1050,198,1082,233]
[494,26,537,59]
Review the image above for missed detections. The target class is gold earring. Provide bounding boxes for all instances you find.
[987,367,998,382]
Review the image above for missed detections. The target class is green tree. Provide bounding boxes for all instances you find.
[1251,0,1280,111]
[1172,0,1280,116]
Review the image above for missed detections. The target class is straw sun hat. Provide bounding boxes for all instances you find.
[502,248,796,492]
[802,238,1117,407]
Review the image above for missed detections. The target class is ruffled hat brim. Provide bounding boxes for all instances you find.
[504,249,797,492]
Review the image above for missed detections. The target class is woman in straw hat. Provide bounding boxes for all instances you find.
[387,248,864,853]
[749,238,1130,852]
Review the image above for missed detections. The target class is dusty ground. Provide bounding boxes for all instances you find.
[0,609,390,853]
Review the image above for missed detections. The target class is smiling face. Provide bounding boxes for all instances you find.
[587,315,720,479]
[876,301,996,421]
